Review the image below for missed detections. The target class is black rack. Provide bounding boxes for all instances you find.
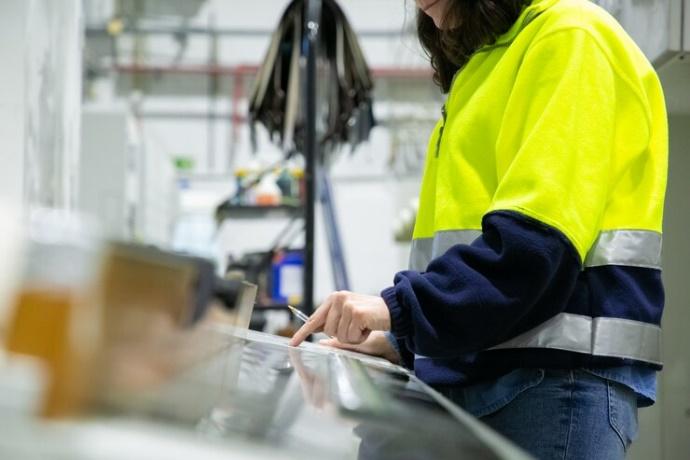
[216,0,350,318]
[302,0,322,316]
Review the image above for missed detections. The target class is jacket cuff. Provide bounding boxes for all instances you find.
[383,331,414,370]
[381,286,411,338]
[383,331,402,359]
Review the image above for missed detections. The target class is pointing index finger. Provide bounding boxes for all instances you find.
[289,303,330,346]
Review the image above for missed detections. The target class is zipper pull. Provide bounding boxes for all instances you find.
[435,104,447,158]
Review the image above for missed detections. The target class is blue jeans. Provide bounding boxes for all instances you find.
[439,369,639,459]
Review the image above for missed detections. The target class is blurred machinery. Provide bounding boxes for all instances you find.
[80,106,178,245]
[220,0,376,323]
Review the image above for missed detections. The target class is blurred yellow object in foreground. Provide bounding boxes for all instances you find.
[6,286,99,418]
[2,211,258,420]
[4,209,103,418]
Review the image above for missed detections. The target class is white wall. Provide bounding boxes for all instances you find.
[0,0,83,212]
[659,115,690,459]
[0,1,28,210]
[24,0,83,210]
[628,115,690,460]
[0,1,29,327]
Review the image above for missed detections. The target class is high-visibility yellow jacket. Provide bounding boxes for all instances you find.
[382,0,668,398]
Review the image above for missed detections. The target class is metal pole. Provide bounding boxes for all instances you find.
[303,0,322,316]
[86,25,408,39]
[319,167,350,291]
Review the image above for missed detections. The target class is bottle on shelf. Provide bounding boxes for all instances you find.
[255,173,282,206]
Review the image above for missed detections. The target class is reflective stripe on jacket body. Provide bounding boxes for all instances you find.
[408,0,668,367]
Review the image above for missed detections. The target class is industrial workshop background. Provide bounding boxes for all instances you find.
[1,1,689,459]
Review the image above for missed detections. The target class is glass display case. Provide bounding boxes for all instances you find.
[0,327,532,459]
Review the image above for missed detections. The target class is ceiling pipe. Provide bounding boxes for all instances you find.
[112,63,433,79]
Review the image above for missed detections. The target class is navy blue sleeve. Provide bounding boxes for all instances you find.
[380,210,582,358]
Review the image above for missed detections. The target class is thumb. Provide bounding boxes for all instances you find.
[319,338,359,351]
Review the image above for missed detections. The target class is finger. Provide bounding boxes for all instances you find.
[360,328,372,343]
[289,302,330,346]
[319,338,351,349]
[289,320,322,347]
[319,337,358,352]
[336,303,352,343]
[323,306,341,338]
[347,320,365,344]
[321,291,346,338]
[348,325,371,345]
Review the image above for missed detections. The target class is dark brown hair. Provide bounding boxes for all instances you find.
[417,0,531,92]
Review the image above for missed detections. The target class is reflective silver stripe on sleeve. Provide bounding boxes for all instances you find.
[409,238,434,272]
[584,230,662,269]
[489,312,662,365]
[412,229,662,271]
[409,230,482,271]
[432,230,482,258]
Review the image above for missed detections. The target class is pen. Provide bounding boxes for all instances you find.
[287,304,311,323]
[287,305,332,339]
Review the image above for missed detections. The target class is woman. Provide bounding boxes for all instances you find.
[290,0,668,458]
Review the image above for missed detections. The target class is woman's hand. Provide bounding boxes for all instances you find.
[318,331,400,364]
[289,291,391,347]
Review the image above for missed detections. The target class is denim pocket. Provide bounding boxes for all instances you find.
[607,380,639,451]
[447,368,546,418]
